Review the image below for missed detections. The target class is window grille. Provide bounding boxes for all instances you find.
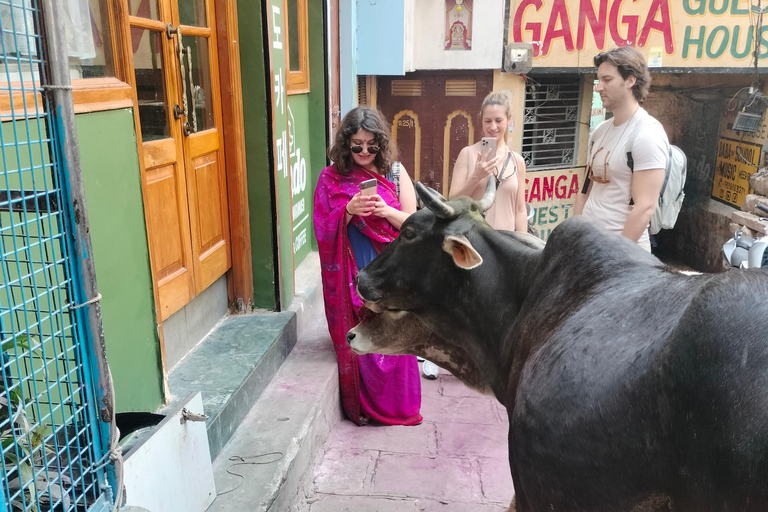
[522,76,582,170]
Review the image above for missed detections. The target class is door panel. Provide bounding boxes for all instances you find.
[378,71,492,195]
[145,164,195,318]
[192,153,223,249]
[146,166,189,279]
[128,0,231,321]
[181,21,231,295]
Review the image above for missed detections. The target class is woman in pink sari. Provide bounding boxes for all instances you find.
[313,106,422,426]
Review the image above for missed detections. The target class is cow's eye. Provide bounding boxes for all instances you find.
[402,226,416,240]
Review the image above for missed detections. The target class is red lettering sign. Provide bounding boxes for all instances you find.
[543,0,575,55]
[513,0,675,57]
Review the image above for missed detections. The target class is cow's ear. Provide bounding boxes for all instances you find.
[443,234,483,269]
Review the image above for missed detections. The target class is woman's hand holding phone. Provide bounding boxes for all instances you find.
[346,179,378,217]
[473,146,503,181]
[346,192,376,217]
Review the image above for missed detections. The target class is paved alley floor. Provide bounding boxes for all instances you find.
[302,364,514,512]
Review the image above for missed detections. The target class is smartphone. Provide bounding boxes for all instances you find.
[481,137,497,159]
[359,178,378,196]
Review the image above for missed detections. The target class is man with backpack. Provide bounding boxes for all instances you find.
[574,46,670,253]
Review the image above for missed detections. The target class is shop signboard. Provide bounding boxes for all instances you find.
[525,167,583,240]
[508,0,768,70]
[710,89,768,208]
[266,0,295,305]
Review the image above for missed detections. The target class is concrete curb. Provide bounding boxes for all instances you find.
[208,252,343,511]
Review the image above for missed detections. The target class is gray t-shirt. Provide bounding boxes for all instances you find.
[582,108,669,250]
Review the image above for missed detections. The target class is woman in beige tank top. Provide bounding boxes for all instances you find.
[448,92,528,232]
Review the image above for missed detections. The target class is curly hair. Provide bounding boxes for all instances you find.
[594,47,651,104]
[328,106,397,175]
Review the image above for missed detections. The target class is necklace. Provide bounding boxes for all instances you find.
[493,150,517,187]
[588,106,640,184]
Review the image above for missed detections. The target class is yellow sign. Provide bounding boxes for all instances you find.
[525,168,583,241]
[711,138,760,208]
[508,0,767,69]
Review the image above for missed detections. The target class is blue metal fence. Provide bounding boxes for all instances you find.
[0,0,108,510]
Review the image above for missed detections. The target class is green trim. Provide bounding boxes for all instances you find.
[307,0,328,252]
[238,0,278,310]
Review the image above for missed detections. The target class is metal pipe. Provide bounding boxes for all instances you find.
[38,0,114,424]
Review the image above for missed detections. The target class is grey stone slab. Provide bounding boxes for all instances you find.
[439,372,493,399]
[289,252,324,338]
[437,420,509,459]
[421,500,510,512]
[326,419,437,456]
[479,457,515,505]
[370,453,483,502]
[309,495,421,512]
[420,394,503,426]
[313,447,377,495]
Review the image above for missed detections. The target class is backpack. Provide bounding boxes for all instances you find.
[626,127,687,236]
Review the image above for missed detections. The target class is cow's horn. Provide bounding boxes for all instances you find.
[415,182,455,218]
[475,176,496,213]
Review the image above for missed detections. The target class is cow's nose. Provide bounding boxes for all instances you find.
[346,331,356,345]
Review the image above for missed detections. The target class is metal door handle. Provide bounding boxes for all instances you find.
[174,27,189,125]
[185,45,197,135]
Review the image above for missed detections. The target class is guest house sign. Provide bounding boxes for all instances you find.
[508,0,768,69]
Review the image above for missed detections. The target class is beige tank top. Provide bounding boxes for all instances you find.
[466,148,519,231]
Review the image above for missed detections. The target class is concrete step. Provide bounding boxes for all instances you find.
[166,311,297,460]
[207,265,341,511]
[165,252,324,461]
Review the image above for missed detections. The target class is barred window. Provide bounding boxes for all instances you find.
[522,75,582,170]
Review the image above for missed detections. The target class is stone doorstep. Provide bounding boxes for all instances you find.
[164,251,325,462]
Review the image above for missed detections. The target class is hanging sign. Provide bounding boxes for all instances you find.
[508,0,768,69]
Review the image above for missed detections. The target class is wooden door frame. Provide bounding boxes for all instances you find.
[214,0,253,313]
[110,0,253,392]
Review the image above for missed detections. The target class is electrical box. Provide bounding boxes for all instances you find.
[504,43,533,74]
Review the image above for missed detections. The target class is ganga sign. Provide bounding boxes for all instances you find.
[525,168,583,241]
[509,0,768,69]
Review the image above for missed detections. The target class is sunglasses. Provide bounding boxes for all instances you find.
[350,144,380,154]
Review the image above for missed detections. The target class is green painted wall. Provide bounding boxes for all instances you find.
[287,94,312,265]
[307,0,327,252]
[235,0,327,308]
[76,109,164,412]
[237,0,279,310]
[266,0,296,308]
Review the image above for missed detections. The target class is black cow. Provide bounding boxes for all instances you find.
[347,181,768,512]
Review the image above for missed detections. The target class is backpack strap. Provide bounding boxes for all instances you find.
[391,161,401,197]
[581,138,594,194]
[658,146,674,199]
[625,124,639,173]
[624,121,643,205]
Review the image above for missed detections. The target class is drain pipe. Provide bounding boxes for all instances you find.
[38,0,122,508]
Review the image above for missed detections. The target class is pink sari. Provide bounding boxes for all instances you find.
[313,164,422,426]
